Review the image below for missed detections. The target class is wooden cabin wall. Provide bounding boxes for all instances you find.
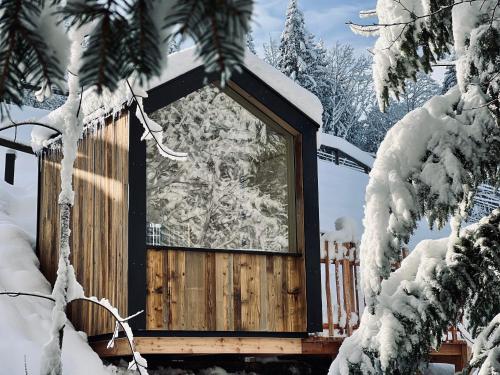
[146,249,307,332]
[38,111,129,336]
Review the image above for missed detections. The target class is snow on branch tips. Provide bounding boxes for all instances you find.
[361,86,500,308]
[331,209,500,374]
[351,0,500,307]
[126,79,188,161]
[329,0,500,372]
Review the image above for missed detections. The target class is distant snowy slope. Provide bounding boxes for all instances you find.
[318,159,450,248]
[318,133,374,168]
[0,181,109,375]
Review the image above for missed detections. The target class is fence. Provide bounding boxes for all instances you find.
[320,239,463,343]
[317,146,371,174]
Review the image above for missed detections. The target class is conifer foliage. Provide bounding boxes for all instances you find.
[0,0,64,114]
[331,0,500,373]
[277,0,314,91]
[0,0,254,114]
[331,209,500,374]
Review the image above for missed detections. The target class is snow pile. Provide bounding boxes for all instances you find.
[322,217,358,245]
[0,181,109,375]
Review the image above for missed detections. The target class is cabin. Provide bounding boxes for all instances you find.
[37,48,323,356]
[33,49,469,371]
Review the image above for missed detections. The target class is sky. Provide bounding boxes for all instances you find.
[252,0,377,55]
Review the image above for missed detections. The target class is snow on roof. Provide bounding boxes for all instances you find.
[32,47,323,150]
[147,47,323,125]
[318,132,374,168]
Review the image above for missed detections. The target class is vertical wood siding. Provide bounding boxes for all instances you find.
[38,112,129,336]
[146,249,307,332]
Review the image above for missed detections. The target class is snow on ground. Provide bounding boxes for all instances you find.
[318,158,451,249]
[0,105,50,190]
[0,180,111,375]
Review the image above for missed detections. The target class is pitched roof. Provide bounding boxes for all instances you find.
[147,47,323,125]
[32,48,323,150]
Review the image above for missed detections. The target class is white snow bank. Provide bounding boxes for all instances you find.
[318,132,374,168]
[0,180,109,375]
[318,159,450,249]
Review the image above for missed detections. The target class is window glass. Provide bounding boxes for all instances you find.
[146,84,295,252]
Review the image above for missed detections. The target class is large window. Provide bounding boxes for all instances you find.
[146,84,296,253]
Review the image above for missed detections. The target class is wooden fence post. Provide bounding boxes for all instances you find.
[342,243,354,336]
[334,242,342,335]
[324,240,334,336]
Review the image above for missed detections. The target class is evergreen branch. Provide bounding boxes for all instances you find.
[0,0,64,118]
[126,0,162,83]
[346,0,485,29]
[164,0,253,83]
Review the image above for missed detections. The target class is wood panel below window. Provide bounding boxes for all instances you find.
[146,249,307,332]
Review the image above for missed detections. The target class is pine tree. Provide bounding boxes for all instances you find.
[331,1,500,373]
[277,0,315,91]
[441,64,457,94]
[246,25,257,54]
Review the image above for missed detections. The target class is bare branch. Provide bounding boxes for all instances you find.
[0,291,55,302]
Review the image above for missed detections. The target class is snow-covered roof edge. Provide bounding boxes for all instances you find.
[31,47,323,151]
[147,47,323,126]
[318,132,374,168]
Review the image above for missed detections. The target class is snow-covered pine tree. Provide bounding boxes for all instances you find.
[277,0,315,92]
[441,64,457,95]
[331,209,500,374]
[246,25,257,54]
[263,34,280,68]
[331,0,500,373]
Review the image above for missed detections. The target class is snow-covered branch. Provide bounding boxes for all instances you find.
[0,291,148,374]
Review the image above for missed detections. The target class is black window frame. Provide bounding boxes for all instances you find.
[128,65,323,333]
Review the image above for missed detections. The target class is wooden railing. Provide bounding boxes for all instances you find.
[320,239,463,343]
[321,240,363,337]
[317,146,371,174]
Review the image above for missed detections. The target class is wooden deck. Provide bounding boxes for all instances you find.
[91,336,469,371]
[89,238,470,371]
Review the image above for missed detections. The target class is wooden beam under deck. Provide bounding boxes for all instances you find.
[91,336,468,371]
[93,336,305,357]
